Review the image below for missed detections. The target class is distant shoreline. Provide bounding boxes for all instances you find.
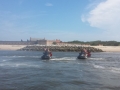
[0,45,120,52]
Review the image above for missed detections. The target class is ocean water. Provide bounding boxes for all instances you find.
[0,51,120,90]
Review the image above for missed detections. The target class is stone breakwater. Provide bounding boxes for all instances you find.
[18,45,103,52]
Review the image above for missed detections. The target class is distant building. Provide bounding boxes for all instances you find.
[0,37,62,45]
[55,39,62,43]
[30,37,45,41]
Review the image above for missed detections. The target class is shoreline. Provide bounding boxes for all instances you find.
[0,45,120,52]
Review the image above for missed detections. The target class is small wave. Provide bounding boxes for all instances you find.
[51,57,76,61]
[2,60,7,62]
[93,64,120,73]
[93,64,105,69]
[1,56,25,58]
[13,56,25,57]
[2,55,40,58]
[109,67,120,73]
[14,63,40,68]
[13,56,40,58]
[0,59,12,62]
[0,64,4,66]
[0,63,40,68]
[28,56,40,58]
[89,57,105,60]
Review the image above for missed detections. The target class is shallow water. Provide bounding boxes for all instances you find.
[0,51,120,90]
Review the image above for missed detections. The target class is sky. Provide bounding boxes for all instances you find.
[0,0,120,42]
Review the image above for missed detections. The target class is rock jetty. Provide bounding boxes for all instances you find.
[18,45,103,52]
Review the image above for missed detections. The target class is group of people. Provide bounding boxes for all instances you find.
[43,48,52,57]
[43,48,91,59]
[79,49,91,57]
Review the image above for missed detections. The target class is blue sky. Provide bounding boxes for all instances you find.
[0,0,120,41]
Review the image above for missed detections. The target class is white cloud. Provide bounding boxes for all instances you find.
[82,0,120,41]
[45,3,53,7]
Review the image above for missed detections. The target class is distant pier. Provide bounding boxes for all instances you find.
[18,45,103,52]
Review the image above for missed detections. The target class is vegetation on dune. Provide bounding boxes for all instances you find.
[66,40,120,46]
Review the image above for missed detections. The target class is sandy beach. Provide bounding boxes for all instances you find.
[0,45,120,52]
[0,45,27,50]
[91,46,120,52]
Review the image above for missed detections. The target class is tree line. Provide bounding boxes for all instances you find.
[66,40,120,46]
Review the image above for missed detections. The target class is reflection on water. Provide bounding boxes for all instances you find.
[0,51,120,90]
